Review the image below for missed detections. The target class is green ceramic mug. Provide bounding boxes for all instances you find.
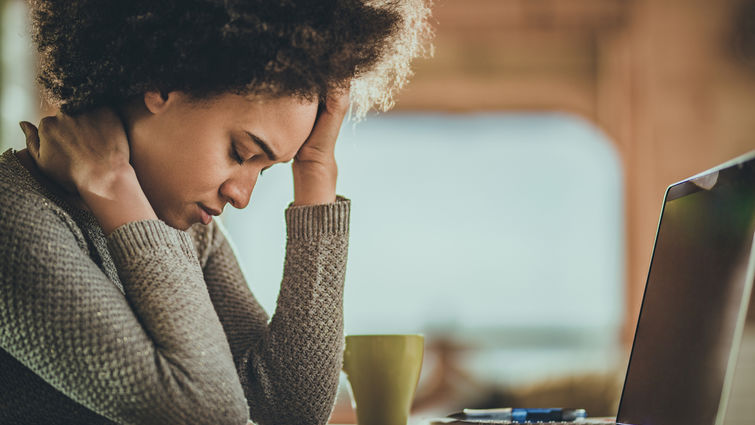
[342,334,424,425]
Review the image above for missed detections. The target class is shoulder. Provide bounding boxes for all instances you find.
[0,171,87,258]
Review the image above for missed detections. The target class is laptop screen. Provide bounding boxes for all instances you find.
[617,155,755,425]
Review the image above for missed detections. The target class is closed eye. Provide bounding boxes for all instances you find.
[231,146,245,165]
[232,142,272,174]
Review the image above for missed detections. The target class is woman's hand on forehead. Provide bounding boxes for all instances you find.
[291,90,349,206]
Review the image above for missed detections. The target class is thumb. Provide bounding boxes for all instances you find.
[19,121,40,159]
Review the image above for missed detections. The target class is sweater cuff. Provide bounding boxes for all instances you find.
[285,195,350,239]
[106,219,197,260]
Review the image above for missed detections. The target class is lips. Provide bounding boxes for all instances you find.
[200,205,222,216]
[198,204,222,225]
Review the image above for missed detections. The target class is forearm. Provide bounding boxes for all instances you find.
[241,198,350,425]
[106,221,249,423]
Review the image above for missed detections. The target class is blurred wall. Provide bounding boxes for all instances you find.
[394,0,755,343]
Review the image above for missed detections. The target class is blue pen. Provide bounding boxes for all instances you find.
[448,407,587,422]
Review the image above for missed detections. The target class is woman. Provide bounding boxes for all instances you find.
[0,1,432,424]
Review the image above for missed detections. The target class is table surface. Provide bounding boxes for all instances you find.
[326,419,617,425]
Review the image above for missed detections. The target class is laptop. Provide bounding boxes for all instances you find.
[431,150,755,425]
[614,151,755,425]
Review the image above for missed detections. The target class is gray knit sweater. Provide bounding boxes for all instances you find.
[0,148,350,425]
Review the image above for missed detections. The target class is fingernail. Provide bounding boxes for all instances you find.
[18,121,31,136]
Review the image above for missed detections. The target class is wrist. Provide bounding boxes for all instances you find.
[293,190,337,206]
[78,167,158,235]
[292,160,337,206]
[75,163,134,196]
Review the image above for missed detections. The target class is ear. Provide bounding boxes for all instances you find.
[143,90,173,114]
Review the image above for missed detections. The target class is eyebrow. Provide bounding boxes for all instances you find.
[244,131,278,161]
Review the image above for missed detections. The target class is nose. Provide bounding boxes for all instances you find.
[219,170,258,210]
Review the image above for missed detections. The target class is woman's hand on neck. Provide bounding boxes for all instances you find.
[18,113,158,236]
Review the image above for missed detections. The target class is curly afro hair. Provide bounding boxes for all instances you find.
[29,0,433,119]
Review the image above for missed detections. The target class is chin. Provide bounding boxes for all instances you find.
[174,222,193,231]
[157,211,192,231]
[174,217,195,231]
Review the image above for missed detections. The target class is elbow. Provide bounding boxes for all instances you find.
[125,358,250,425]
[250,376,339,425]
[194,394,250,425]
[207,401,250,425]
[130,387,250,425]
[167,376,250,425]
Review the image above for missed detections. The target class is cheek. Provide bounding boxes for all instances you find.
[169,143,232,194]
[130,110,234,198]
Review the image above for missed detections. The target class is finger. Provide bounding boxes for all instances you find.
[304,91,350,152]
[324,89,350,116]
[19,121,40,159]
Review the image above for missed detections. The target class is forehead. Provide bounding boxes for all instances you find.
[203,93,318,159]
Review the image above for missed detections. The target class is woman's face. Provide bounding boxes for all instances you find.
[126,91,318,230]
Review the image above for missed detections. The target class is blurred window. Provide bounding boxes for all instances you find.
[1,0,36,151]
[222,112,625,383]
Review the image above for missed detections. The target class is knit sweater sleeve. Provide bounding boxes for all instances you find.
[0,198,249,425]
[196,197,350,425]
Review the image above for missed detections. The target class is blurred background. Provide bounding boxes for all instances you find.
[2,0,755,422]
